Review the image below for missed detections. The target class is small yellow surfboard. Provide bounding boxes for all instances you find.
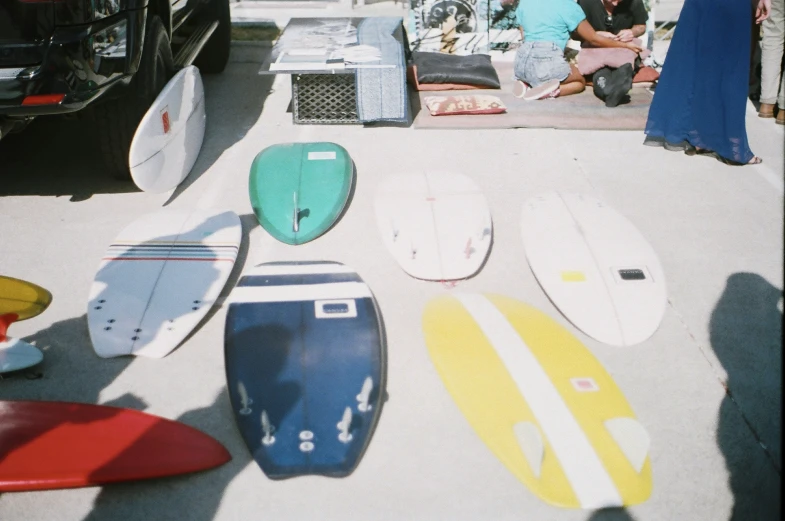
[0,276,53,322]
[423,293,652,509]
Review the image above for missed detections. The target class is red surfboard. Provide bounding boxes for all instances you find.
[0,400,231,492]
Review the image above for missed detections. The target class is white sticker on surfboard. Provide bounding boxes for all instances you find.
[87,207,241,358]
[521,192,667,347]
[375,171,492,281]
[128,65,206,193]
[314,299,357,319]
[308,151,336,160]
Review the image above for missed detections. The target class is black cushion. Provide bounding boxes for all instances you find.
[411,51,501,89]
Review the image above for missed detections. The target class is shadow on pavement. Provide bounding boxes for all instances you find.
[164,45,274,206]
[710,272,782,520]
[6,313,135,403]
[588,507,637,520]
[0,116,138,202]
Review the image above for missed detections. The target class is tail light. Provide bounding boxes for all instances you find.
[22,94,65,106]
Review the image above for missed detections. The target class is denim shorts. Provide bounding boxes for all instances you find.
[514,41,571,87]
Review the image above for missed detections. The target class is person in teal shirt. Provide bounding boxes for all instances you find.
[511,0,643,100]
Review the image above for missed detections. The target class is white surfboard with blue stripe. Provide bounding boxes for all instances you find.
[224,261,386,479]
[87,208,241,358]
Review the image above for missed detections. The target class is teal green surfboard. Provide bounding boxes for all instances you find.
[249,143,353,245]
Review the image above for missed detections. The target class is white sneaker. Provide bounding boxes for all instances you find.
[512,80,529,98]
[522,79,561,101]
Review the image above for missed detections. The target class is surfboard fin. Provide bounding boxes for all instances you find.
[356,376,373,412]
[237,381,253,415]
[513,422,544,478]
[261,410,276,446]
[478,223,491,241]
[292,192,300,233]
[337,406,353,443]
[604,417,650,473]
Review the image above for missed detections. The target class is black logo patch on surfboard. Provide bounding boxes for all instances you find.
[618,269,646,281]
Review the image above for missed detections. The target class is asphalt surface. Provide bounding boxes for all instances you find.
[0,3,782,520]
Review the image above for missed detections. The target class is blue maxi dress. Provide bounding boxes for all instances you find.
[644,0,755,163]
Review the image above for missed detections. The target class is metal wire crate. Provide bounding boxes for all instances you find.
[291,73,360,125]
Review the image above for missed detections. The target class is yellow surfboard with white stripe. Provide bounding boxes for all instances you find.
[423,293,652,509]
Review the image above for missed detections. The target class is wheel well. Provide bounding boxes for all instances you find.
[147,0,173,39]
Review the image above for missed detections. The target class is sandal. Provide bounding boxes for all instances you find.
[717,155,763,166]
[684,146,713,157]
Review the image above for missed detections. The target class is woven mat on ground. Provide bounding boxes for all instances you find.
[412,61,653,131]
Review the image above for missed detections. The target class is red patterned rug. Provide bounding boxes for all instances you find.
[412,61,654,131]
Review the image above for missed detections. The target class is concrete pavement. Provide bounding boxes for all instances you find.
[0,2,781,520]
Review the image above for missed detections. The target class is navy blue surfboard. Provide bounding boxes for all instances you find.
[224,261,385,479]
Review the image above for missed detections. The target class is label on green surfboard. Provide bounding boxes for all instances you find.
[307,151,336,160]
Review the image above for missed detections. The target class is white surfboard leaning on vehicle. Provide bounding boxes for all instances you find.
[128,65,206,193]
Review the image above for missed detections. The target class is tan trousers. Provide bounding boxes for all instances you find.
[760,0,785,107]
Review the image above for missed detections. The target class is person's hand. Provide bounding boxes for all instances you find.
[616,29,634,42]
[625,42,644,54]
[595,31,618,40]
[756,0,771,23]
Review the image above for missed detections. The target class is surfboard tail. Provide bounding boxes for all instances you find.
[424,293,653,509]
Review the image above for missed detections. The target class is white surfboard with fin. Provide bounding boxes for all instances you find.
[87,207,241,358]
[128,65,206,193]
[520,192,667,347]
[375,172,492,281]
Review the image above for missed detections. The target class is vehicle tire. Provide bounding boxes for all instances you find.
[193,0,231,74]
[92,15,174,180]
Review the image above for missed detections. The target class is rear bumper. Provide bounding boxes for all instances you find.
[0,9,145,118]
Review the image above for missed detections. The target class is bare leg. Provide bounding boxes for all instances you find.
[558,64,587,97]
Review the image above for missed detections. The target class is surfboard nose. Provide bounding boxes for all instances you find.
[0,275,53,323]
[90,416,233,481]
[0,401,232,491]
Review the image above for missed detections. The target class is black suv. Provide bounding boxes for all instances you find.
[0,0,231,178]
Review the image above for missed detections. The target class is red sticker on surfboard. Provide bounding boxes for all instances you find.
[160,107,171,134]
[570,377,599,392]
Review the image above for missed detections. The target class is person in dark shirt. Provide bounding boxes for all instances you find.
[578,0,648,43]
[577,0,649,106]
